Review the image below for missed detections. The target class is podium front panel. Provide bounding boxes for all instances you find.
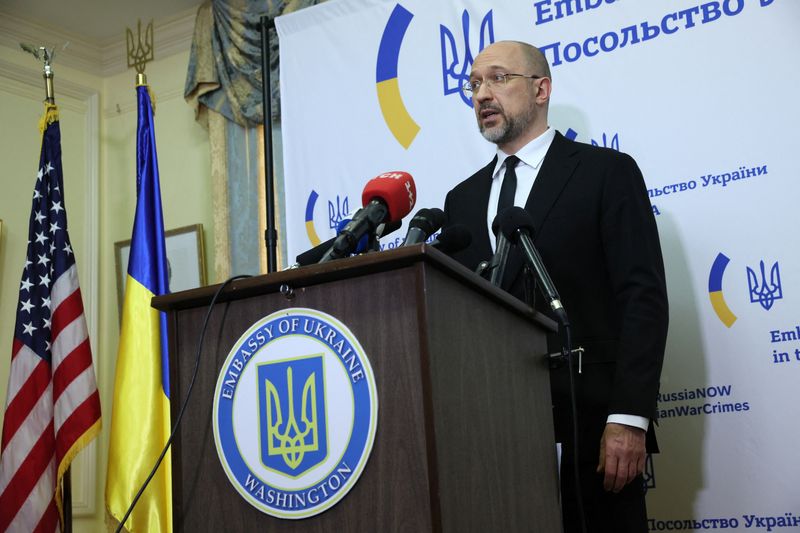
[160,249,561,532]
[168,266,435,531]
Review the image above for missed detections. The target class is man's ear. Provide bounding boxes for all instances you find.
[536,77,552,106]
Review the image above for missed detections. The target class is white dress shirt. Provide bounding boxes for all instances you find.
[485,127,648,433]
[487,127,556,251]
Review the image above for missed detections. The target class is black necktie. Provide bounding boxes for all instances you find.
[497,155,520,214]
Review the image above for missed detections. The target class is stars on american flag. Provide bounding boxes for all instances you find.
[15,158,74,350]
[20,299,34,313]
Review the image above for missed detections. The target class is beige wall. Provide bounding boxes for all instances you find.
[0,40,213,531]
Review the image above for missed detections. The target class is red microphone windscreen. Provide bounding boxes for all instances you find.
[361,171,417,222]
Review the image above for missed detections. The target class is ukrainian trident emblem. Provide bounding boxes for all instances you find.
[746,260,783,311]
[258,356,328,476]
[440,9,495,108]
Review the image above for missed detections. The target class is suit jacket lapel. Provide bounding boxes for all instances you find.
[525,131,580,234]
[502,131,580,291]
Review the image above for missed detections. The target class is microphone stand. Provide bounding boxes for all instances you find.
[260,16,278,273]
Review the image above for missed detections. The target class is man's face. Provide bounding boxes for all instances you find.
[469,43,538,147]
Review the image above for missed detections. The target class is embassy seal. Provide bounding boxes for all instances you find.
[212,308,378,519]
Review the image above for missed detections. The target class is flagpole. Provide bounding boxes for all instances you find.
[43,54,55,105]
[19,41,72,533]
[106,20,175,532]
[63,470,72,533]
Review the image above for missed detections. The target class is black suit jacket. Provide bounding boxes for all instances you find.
[443,131,668,457]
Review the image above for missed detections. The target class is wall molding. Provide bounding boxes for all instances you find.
[0,6,197,77]
[0,13,102,76]
[103,86,186,118]
[0,58,96,112]
[72,89,100,517]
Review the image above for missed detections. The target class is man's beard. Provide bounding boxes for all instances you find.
[478,104,535,146]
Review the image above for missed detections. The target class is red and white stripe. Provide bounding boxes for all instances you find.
[0,265,100,532]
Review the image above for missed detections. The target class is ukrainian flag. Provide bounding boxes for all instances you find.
[106,85,172,532]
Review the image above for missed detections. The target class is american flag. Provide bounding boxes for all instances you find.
[0,108,101,532]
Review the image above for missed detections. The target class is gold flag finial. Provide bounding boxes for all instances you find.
[126,19,154,85]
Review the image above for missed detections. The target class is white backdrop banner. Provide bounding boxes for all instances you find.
[276,0,800,529]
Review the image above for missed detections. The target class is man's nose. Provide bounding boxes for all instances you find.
[473,83,493,102]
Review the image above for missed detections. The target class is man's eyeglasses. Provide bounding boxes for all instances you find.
[462,73,542,95]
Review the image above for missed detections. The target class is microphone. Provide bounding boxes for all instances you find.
[401,208,445,246]
[294,237,335,267]
[496,206,568,324]
[340,217,370,254]
[489,233,511,287]
[429,224,472,254]
[320,171,416,263]
[295,218,403,267]
[376,219,402,239]
[368,219,404,252]
[293,217,366,267]
[488,214,511,287]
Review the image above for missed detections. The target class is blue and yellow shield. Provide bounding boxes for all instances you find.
[257,355,328,477]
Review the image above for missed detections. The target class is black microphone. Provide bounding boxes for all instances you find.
[368,219,403,251]
[497,206,568,325]
[488,214,512,287]
[401,208,445,246]
[376,219,402,239]
[296,219,404,266]
[320,171,416,263]
[294,237,336,267]
[489,233,511,287]
[429,224,472,254]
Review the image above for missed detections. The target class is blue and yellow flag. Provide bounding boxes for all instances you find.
[106,85,172,532]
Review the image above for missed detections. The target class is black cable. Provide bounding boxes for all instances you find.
[561,320,588,533]
[522,264,586,533]
[114,274,251,533]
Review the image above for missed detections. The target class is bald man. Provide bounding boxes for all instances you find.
[442,41,668,532]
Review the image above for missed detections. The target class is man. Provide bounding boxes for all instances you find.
[442,41,668,532]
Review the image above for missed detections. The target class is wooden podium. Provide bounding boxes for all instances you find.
[152,245,562,532]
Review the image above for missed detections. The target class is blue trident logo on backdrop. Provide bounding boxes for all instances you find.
[591,132,620,151]
[747,260,783,311]
[258,356,328,476]
[440,10,495,108]
[565,128,622,152]
[327,195,350,230]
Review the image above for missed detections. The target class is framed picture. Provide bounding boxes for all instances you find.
[114,224,206,316]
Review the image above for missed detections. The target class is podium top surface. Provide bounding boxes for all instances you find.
[151,244,555,332]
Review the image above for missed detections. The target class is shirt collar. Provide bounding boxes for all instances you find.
[492,127,556,178]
